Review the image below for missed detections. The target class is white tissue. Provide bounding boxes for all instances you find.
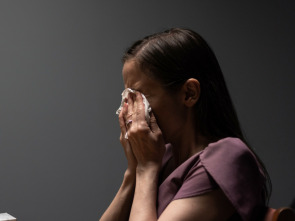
[116,88,151,124]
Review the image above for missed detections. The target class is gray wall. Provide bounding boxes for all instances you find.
[0,1,294,220]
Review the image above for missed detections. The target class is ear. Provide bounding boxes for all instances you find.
[182,78,200,107]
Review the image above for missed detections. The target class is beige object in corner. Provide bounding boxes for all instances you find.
[0,213,17,221]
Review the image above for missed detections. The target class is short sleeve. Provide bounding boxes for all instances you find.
[173,161,218,200]
[200,138,266,221]
[157,138,266,219]
[157,149,215,216]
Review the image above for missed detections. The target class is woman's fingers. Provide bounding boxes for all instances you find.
[124,92,148,139]
[127,92,149,141]
[119,102,137,170]
[125,93,135,131]
[120,101,132,140]
[119,102,127,134]
[127,92,134,117]
[126,91,146,124]
[149,112,161,134]
[133,92,146,124]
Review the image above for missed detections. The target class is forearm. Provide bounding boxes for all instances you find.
[100,170,135,221]
[129,167,159,221]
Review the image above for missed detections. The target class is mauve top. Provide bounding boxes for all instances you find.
[157,137,266,221]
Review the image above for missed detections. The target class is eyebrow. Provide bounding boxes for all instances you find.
[127,83,143,93]
[128,87,146,96]
[132,88,143,93]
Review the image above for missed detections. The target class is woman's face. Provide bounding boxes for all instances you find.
[122,60,186,143]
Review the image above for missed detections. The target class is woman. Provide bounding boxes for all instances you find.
[100,28,271,221]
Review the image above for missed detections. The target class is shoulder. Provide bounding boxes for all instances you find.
[200,137,264,184]
[201,137,252,163]
[200,137,266,220]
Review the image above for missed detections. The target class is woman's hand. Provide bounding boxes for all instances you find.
[119,101,137,175]
[124,92,165,173]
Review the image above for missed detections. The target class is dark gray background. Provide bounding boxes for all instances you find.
[0,1,294,220]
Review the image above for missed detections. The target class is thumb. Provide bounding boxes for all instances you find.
[149,112,161,133]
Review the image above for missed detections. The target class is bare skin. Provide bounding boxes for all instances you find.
[100,60,235,221]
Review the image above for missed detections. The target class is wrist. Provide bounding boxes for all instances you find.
[136,164,161,180]
[123,169,136,186]
[136,161,161,173]
[130,165,159,221]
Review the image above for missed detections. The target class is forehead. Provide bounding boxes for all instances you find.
[122,60,156,91]
[122,60,140,85]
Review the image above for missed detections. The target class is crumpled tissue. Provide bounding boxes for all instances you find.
[116,88,151,124]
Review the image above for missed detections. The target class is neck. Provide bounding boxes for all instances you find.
[168,115,211,166]
[171,135,209,166]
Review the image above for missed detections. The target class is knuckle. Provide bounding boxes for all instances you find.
[138,121,147,129]
[138,127,149,136]
[119,135,124,143]
[155,131,162,138]
[150,117,157,124]
[119,121,124,129]
[118,117,124,126]
[128,126,148,138]
[128,128,136,137]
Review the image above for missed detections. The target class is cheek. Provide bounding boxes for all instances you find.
[147,94,180,134]
[149,104,165,129]
[152,107,173,136]
[153,102,186,141]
